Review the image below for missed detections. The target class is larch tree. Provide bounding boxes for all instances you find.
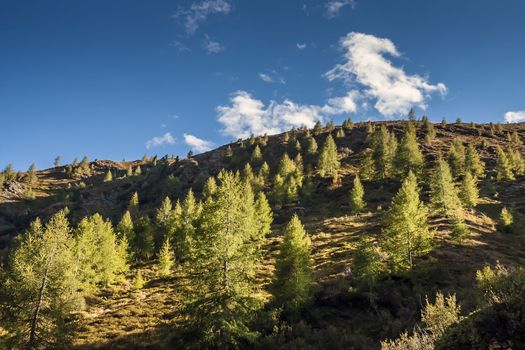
[155,196,174,251]
[464,144,485,178]
[352,236,384,286]
[381,171,432,271]
[429,157,463,218]
[270,214,313,318]
[495,146,515,181]
[180,171,266,348]
[460,172,479,208]
[158,237,175,277]
[395,123,424,177]
[173,189,202,261]
[74,214,128,289]
[317,134,340,180]
[350,175,366,213]
[369,125,398,180]
[0,211,82,349]
[131,216,155,262]
[448,139,465,178]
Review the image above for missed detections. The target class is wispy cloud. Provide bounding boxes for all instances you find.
[325,32,447,116]
[175,0,232,35]
[170,40,192,53]
[203,34,225,54]
[258,70,285,84]
[259,73,273,83]
[296,43,307,50]
[184,134,214,153]
[325,0,356,18]
[504,110,525,123]
[146,133,176,149]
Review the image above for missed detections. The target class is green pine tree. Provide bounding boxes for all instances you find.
[350,175,366,213]
[498,207,514,233]
[0,211,82,349]
[352,236,384,286]
[464,144,485,178]
[429,157,463,218]
[75,214,128,289]
[103,170,113,182]
[158,237,175,277]
[460,172,479,208]
[270,214,313,317]
[180,171,265,348]
[495,146,515,181]
[382,171,432,271]
[395,123,424,177]
[172,189,202,261]
[448,139,465,178]
[317,134,340,180]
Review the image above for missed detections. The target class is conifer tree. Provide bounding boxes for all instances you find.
[407,108,417,122]
[350,175,366,213]
[313,120,323,135]
[336,128,345,138]
[132,216,154,261]
[173,189,202,260]
[254,192,273,245]
[133,270,144,290]
[126,166,133,177]
[134,165,142,176]
[117,210,134,243]
[369,125,398,180]
[225,145,233,158]
[180,171,265,347]
[507,146,525,176]
[75,214,128,289]
[270,214,312,317]
[158,237,175,277]
[203,176,218,198]
[251,145,262,164]
[258,161,270,187]
[272,153,303,205]
[464,144,485,178]
[498,207,514,233]
[448,139,465,178]
[129,191,139,213]
[429,157,463,218]
[460,172,479,208]
[352,237,383,286]
[54,155,61,167]
[342,117,354,131]
[1,211,82,349]
[510,130,522,145]
[317,134,340,180]
[155,197,174,250]
[495,145,515,181]
[382,171,432,271]
[26,163,37,186]
[395,123,424,177]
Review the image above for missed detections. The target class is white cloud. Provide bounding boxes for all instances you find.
[203,34,225,54]
[217,90,357,139]
[146,133,176,149]
[258,71,285,84]
[325,32,447,116]
[504,110,525,123]
[184,134,214,153]
[170,40,191,53]
[175,0,232,35]
[297,43,307,50]
[259,73,273,83]
[325,0,355,18]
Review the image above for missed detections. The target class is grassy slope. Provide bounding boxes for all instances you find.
[1,121,525,348]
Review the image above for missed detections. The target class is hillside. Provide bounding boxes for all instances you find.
[1,120,525,349]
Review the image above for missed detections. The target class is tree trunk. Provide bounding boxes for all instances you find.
[27,265,50,350]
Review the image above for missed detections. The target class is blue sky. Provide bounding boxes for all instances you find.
[1,0,525,170]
